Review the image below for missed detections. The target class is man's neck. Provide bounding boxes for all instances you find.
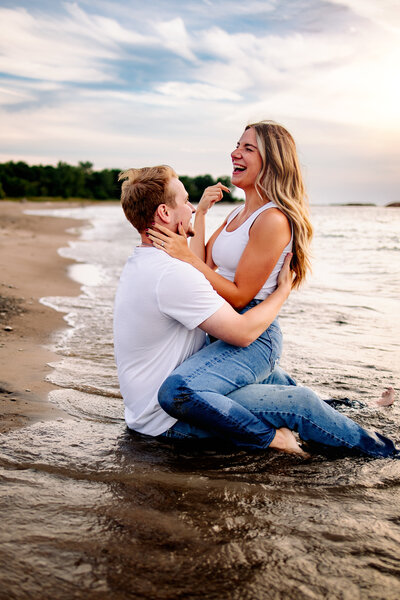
[138,234,153,247]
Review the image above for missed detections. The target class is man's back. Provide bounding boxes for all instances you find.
[113,247,223,435]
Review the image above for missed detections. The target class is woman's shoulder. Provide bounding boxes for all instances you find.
[250,205,291,237]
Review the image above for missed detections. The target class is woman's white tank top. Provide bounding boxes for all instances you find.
[211,202,293,300]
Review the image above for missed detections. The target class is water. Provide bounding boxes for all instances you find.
[1,204,400,599]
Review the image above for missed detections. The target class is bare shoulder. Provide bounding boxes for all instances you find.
[251,207,291,236]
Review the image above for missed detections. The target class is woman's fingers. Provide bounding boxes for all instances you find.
[177,222,187,237]
[216,182,231,193]
[147,224,191,260]
[146,228,170,243]
[149,223,172,235]
[198,182,230,211]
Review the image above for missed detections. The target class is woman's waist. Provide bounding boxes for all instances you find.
[238,298,281,324]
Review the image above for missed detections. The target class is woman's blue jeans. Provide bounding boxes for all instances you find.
[158,306,282,443]
[158,302,396,457]
[160,376,396,457]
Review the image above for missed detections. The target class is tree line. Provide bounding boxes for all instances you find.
[0,161,236,202]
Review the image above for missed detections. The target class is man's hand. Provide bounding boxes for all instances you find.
[277,252,294,295]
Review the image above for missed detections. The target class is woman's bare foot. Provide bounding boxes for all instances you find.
[375,387,396,407]
[269,427,309,457]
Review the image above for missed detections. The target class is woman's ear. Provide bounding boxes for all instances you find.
[155,204,171,224]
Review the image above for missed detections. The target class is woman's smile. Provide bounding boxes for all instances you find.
[231,127,263,190]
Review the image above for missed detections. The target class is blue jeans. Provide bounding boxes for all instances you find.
[159,368,397,458]
[158,302,282,431]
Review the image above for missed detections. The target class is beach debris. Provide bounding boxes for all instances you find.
[4,325,13,331]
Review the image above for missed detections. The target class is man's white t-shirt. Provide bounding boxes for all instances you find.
[113,247,224,436]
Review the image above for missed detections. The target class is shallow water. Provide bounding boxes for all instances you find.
[1,204,399,599]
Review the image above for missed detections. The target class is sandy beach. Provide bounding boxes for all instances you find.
[0,200,84,433]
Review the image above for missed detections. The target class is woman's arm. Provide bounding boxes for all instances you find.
[199,252,293,346]
[189,183,230,262]
[147,208,291,310]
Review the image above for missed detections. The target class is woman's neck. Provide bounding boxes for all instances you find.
[243,187,268,213]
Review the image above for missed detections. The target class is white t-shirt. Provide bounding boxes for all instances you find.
[113,247,225,436]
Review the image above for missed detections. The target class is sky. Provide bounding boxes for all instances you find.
[0,0,399,204]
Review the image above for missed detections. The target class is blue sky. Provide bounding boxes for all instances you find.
[0,0,399,204]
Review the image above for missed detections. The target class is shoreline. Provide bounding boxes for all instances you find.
[0,200,87,433]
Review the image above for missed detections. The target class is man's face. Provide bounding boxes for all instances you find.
[167,177,196,236]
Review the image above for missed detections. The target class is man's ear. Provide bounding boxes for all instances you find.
[155,204,171,224]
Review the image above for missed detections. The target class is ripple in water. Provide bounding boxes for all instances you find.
[1,204,399,599]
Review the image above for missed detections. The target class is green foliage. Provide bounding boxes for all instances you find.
[0,161,238,202]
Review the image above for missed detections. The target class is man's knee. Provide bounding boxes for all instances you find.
[158,374,188,413]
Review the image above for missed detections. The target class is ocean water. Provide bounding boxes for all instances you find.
[1,203,399,599]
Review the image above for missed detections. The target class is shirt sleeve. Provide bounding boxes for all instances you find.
[156,260,225,330]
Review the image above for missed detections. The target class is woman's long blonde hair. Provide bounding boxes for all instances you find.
[247,120,313,288]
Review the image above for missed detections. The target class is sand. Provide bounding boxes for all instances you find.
[0,200,87,433]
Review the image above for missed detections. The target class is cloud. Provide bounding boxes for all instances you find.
[0,0,399,204]
[0,4,196,84]
[156,81,241,101]
[0,5,119,83]
[153,17,196,61]
[327,0,400,32]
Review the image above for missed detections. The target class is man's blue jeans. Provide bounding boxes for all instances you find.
[159,357,397,458]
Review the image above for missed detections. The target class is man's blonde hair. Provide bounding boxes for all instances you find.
[118,165,178,232]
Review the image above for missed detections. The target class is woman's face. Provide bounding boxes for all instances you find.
[231,127,263,191]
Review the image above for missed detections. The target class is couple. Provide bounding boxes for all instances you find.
[113,120,396,458]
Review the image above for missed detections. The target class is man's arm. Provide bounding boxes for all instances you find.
[198,254,292,347]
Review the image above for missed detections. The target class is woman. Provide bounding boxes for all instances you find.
[140,121,317,451]
[141,126,397,458]
[148,121,312,376]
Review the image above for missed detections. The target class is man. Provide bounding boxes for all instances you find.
[113,165,397,458]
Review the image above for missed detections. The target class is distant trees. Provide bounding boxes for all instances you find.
[0,161,237,202]
[180,174,234,203]
[0,161,120,200]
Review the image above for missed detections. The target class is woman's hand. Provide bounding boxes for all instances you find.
[197,182,230,215]
[146,223,194,262]
[277,252,294,296]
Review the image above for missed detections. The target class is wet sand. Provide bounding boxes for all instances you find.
[0,200,84,432]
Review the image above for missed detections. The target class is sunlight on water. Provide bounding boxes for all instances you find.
[68,263,105,287]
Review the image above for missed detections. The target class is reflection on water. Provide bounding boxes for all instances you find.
[1,415,400,600]
[1,204,399,598]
